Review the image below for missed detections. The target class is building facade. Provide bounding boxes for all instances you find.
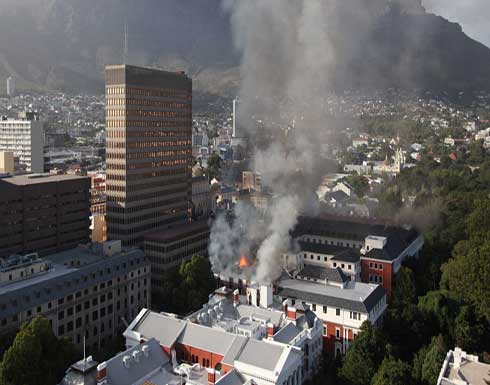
[143,220,209,302]
[0,242,151,353]
[0,174,91,257]
[0,114,44,173]
[105,65,193,246]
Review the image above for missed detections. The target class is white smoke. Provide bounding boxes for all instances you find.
[208,0,343,283]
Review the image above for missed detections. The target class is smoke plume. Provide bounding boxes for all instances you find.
[209,0,346,283]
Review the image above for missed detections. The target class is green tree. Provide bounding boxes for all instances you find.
[345,174,370,197]
[338,322,386,385]
[155,255,217,315]
[179,255,217,312]
[453,305,485,353]
[0,317,79,385]
[421,336,447,385]
[391,267,416,308]
[371,356,412,385]
[441,240,490,322]
[206,153,222,180]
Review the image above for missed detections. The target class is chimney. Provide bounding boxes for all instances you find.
[453,348,463,369]
[233,289,239,307]
[266,322,274,339]
[287,307,297,320]
[207,368,216,384]
[96,362,107,384]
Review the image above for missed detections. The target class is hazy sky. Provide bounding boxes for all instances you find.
[423,0,490,48]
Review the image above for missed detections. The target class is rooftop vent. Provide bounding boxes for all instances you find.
[141,345,150,358]
[122,355,132,369]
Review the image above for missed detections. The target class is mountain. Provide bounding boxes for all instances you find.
[0,0,488,95]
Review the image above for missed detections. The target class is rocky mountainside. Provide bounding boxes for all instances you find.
[0,0,488,95]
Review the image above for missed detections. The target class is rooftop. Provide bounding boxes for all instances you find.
[144,220,210,244]
[0,173,88,186]
[0,245,147,319]
[296,265,349,284]
[276,277,386,313]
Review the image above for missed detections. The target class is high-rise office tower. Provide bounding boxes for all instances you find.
[105,65,192,246]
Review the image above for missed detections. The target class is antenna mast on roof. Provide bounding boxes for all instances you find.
[123,17,128,65]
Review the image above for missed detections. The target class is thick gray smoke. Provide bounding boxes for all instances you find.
[209,0,342,283]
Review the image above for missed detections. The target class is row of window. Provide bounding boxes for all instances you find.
[368,262,384,271]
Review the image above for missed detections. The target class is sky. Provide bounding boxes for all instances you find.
[423,0,490,48]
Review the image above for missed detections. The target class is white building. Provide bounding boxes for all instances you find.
[437,347,490,385]
[0,114,44,173]
[6,77,15,97]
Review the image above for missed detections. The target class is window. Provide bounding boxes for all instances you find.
[58,311,64,320]
[369,262,373,268]
[92,311,98,321]
[67,321,74,332]
[76,318,82,328]
[312,304,316,311]
[348,265,352,270]
[336,308,340,316]
[58,325,65,335]
[379,264,383,271]
[323,306,327,314]
[317,256,320,261]
[76,304,82,313]
[323,326,327,335]
[37,306,42,313]
[67,307,73,316]
[379,276,383,284]
[333,263,337,267]
[335,328,340,340]
[84,301,90,310]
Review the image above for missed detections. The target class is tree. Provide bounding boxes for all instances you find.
[338,322,386,385]
[155,255,217,315]
[371,356,412,385]
[453,305,485,354]
[179,255,217,312]
[0,317,79,385]
[345,174,370,197]
[441,239,490,322]
[206,153,222,180]
[391,267,416,308]
[413,335,447,385]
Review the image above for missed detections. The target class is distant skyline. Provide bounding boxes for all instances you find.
[424,0,490,48]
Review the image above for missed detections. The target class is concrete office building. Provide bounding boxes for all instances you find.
[0,242,150,353]
[144,220,209,300]
[0,113,44,173]
[0,174,91,257]
[105,65,193,246]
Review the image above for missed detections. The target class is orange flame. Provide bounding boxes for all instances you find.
[239,255,250,269]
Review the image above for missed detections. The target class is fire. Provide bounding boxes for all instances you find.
[239,255,250,269]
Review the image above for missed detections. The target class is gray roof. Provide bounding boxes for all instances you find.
[133,311,187,348]
[104,338,171,385]
[272,322,301,344]
[296,265,349,284]
[330,249,361,263]
[276,278,386,313]
[222,335,248,366]
[236,339,285,371]
[0,173,88,186]
[0,247,148,319]
[298,242,348,256]
[216,369,246,385]
[178,321,237,355]
[329,190,349,202]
